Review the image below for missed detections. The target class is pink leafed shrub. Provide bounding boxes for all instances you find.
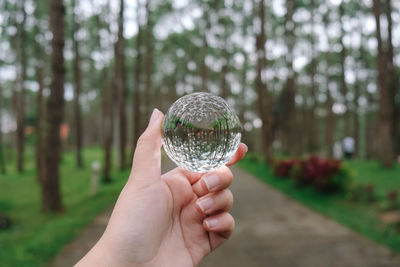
[274,156,348,193]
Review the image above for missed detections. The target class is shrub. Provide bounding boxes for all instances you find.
[273,159,299,178]
[347,183,376,203]
[276,156,349,193]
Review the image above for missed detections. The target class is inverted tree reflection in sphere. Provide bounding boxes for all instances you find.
[162,92,242,173]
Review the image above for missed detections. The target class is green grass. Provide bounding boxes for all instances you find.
[0,148,129,267]
[238,155,400,253]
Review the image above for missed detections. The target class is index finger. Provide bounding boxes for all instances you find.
[226,143,248,166]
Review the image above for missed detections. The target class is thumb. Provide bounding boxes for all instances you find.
[130,108,165,185]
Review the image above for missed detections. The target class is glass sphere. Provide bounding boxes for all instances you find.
[162,92,241,173]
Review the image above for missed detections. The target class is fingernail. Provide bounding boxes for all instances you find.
[148,108,161,126]
[205,218,218,229]
[197,197,214,213]
[203,175,219,191]
[243,143,248,153]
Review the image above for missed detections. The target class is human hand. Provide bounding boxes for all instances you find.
[76,109,247,267]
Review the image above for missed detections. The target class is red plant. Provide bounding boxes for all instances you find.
[291,156,345,193]
[273,159,299,178]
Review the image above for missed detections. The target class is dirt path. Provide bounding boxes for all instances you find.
[49,162,400,267]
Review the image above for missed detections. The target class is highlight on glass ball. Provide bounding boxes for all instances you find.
[162,92,242,173]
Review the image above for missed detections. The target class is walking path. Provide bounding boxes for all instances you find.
[49,162,400,267]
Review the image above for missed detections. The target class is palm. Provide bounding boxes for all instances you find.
[158,168,225,266]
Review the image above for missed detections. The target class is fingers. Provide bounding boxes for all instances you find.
[203,212,235,240]
[130,109,165,185]
[196,189,233,215]
[226,143,248,166]
[192,166,233,197]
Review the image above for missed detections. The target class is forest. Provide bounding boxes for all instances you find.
[0,0,400,265]
[0,0,399,212]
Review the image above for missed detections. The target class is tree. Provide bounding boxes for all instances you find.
[16,0,27,172]
[133,0,143,152]
[114,0,127,170]
[34,0,46,183]
[72,0,83,168]
[41,0,66,212]
[0,83,5,174]
[372,0,395,167]
[281,0,296,155]
[144,0,154,119]
[255,0,273,164]
[339,3,350,137]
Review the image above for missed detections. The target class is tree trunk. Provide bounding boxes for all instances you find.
[41,0,66,212]
[309,0,318,153]
[72,0,83,168]
[255,0,273,164]
[200,2,209,92]
[144,0,153,119]
[384,0,399,157]
[34,2,46,183]
[102,69,113,183]
[0,83,5,174]
[339,3,350,137]
[282,0,296,156]
[372,0,394,167]
[326,85,335,157]
[16,0,27,173]
[133,2,143,152]
[114,0,127,170]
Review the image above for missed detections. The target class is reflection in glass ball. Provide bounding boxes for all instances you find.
[162,92,242,173]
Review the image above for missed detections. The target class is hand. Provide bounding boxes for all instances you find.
[76,109,247,267]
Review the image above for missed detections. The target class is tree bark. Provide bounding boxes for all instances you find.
[255,0,273,164]
[41,0,66,212]
[102,69,113,183]
[282,0,296,156]
[0,83,5,174]
[34,1,46,183]
[16,0,27,173]
[72,0,83,168]
[114,0,127,170]
[309,0,318,153]
[144,0,153,119]
[372,0,395,167]
[384,0,399,157]
[339,3,350,137]
[133,1,143,152]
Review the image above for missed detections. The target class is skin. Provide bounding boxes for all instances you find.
[76,109,247,267]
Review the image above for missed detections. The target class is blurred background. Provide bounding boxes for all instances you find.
[0,0,400,266]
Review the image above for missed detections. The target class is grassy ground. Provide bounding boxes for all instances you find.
[0,148,128,267]
[238,155,400,253]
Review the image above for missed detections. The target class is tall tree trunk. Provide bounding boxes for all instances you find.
[72,0,83,168]
[309,0,318,153]
[34,1,45,183]
[0,84,5,174]
[200,3,209,92]
[282,0,296,156]
[353,77,360,158]
[220,38,229,99]
[133,2,143,152]
[384,0,399,157]
[102,69,113,183]
[115,0,127,170]
[339,3,350,137]
[326,84,335,157]
[16,0,27,173]
[255,0,273,164]
[372,0,394,167]
[41,0,66,212]
[144,0,153,119]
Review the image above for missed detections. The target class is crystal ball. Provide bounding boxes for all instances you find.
[162,92,241,173]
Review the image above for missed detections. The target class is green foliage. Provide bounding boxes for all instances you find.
[238,155,400,253]
[0,148,128,267]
